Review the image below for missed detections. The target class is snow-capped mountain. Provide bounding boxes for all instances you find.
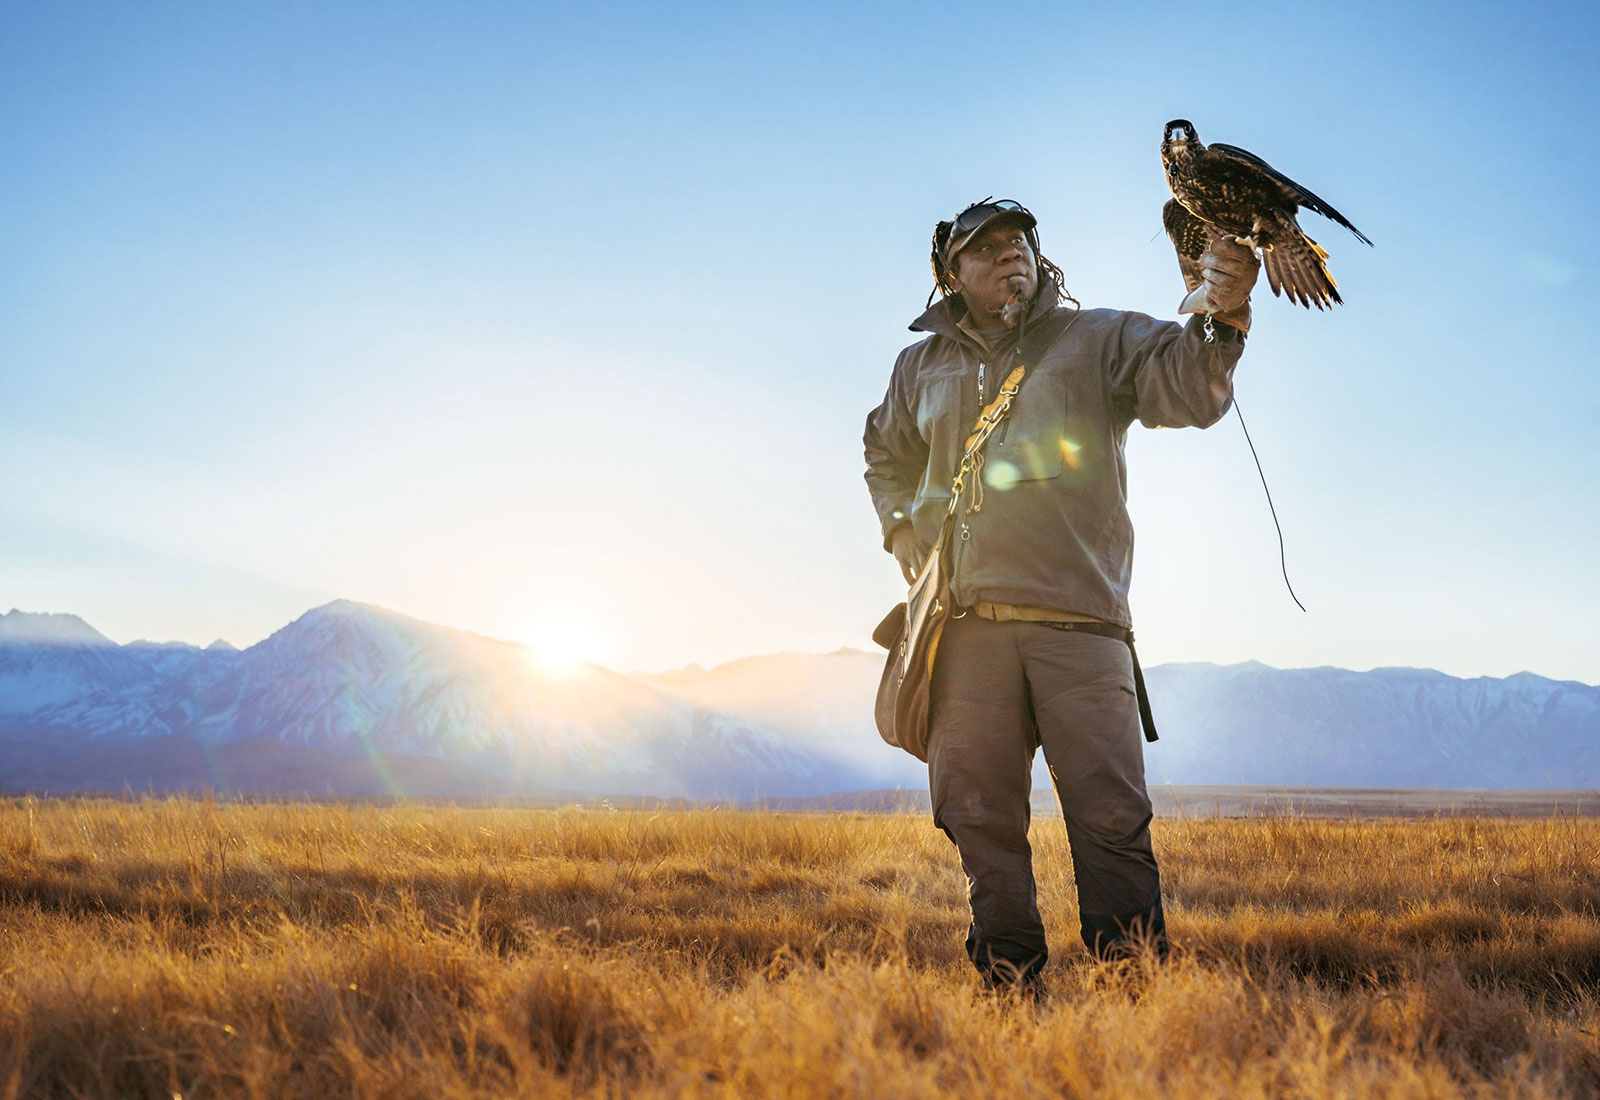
[644,652,1600,791]
[0,609,206,720]
[3,601,1596,796]
[0,609,114,647]
[1141,661,1600,788]
[0,601,856,799]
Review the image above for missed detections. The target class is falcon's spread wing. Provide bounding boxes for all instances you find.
[1162,199,1208,294]
[1207,143,1373,246]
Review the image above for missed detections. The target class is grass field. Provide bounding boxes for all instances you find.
[2,798,1597,1098]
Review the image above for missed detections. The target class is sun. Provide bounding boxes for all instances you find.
[521,616,606,673]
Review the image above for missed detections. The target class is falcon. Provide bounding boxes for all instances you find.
[1161,119,1371,312]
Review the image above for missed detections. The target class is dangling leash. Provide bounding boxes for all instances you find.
[1232,395,1306,612]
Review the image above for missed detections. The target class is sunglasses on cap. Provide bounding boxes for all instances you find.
[940,198,1038,264]
[952,198,1030,231]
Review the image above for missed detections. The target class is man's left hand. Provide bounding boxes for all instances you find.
[1201,236,1261,325]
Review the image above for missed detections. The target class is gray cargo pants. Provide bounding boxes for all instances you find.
[928,615,1166,981]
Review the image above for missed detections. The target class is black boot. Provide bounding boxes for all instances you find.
[1079,901,1168,962]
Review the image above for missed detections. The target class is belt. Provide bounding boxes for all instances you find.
[970,600,1104,624]
[1035,620,1159,744]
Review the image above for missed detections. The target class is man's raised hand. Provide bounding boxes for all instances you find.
[1201,235,1261,327]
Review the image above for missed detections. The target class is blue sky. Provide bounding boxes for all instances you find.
[3,1,1597,680]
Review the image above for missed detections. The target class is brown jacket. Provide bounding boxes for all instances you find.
[862,285,1246,629]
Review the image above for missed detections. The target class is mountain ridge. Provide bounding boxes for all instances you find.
[3,601,1596,796]
[0,601,863,799]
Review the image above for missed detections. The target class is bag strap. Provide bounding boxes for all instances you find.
[943,306,1082,519]
[1040,620,1159,742]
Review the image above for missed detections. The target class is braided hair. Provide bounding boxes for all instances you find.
[926,217,1080,311]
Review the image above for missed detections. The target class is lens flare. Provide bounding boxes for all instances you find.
[1059,437,1083,470]
[522,617,605,673]
[984,460,1020,491]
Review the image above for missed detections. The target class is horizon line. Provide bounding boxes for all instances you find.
[2,601,1594,689]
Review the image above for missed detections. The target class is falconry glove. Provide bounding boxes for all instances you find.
[1197,236,1260,330]
[1163,199,1259,331]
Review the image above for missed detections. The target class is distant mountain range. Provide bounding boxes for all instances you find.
[2,602,1596,797]
[0,603,850,799]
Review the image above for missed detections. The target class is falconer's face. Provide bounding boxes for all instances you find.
[949,218,1038,321]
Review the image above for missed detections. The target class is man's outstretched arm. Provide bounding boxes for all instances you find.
[1110,237,1260,429]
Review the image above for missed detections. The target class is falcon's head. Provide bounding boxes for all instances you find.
[1161,119,1203,188]
[1162,119,1203,164]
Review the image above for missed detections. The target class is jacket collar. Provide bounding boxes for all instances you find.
[909,276,1064,343]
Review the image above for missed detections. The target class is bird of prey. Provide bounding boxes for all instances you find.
[1161,119,1371,312]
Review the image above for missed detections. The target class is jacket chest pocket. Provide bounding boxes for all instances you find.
[982,376,1066,488]
[914,371,965,440]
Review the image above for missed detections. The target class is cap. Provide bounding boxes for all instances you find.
[940,198,1037,267]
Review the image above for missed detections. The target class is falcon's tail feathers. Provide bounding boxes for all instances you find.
[1290,237,1330,311]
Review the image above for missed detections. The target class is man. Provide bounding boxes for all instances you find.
[862,198,1259,988]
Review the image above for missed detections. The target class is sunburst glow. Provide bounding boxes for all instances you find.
[521,617,606,672]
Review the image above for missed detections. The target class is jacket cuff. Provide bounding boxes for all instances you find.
[881,514,912,552]
[1211,302,1251,333]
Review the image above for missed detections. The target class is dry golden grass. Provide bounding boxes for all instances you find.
[1,797,1597,1098]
